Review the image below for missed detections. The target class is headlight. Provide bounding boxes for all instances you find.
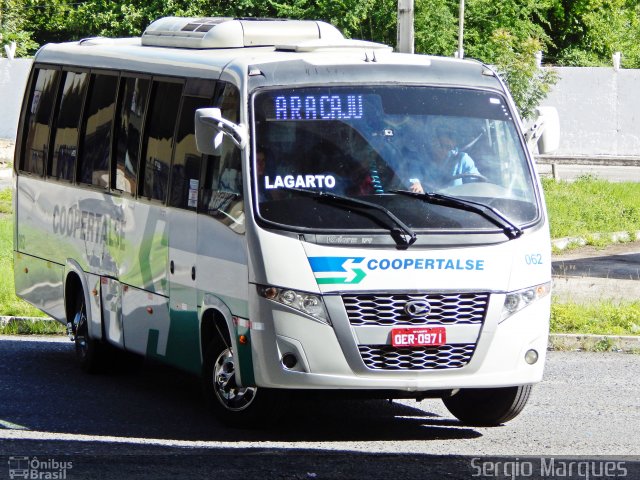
[257,285,331,325]
[500,282,551,322]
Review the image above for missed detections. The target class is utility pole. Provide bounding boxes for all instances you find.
[397,0,414,54]
[457,0,465,58]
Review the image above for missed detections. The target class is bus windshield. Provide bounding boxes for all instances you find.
[252,85,539,234]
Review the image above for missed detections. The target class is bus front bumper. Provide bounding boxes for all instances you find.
[248,296,550,392]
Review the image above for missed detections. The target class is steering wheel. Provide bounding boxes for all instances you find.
[452,173,489,183]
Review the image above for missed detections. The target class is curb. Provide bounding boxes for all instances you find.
[549,333,640,353]
[1,316,638,353]
[0,316,55,324]
[552,231,640,251]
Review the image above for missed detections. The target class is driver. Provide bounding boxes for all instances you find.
[410,127,480,193]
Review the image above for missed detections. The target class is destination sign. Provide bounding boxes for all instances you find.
[273,94,364,121]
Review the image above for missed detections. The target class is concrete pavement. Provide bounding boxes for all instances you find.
[0,162,12,190]
[552,240,640,304]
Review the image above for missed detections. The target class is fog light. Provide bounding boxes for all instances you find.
[525,349,539,365]
[282,353,298,369]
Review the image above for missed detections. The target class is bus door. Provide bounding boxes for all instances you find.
[167,205,201,373]
[165,94,210,373]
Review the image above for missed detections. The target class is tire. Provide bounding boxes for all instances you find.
[202,329,282,428]
[442,385,532,426]
[71,292,105,373]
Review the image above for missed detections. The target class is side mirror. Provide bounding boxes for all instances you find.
[195,108,248,155]
[525,106,560,154]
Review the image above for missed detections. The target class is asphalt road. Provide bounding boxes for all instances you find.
[552,242,640,303]
[0,336,638,479]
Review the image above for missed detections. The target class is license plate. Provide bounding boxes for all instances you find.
[391,327,446,347]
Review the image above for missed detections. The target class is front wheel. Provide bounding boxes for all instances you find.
[72,293,104,373]
[202,334,282,428]
[442,385,532,426]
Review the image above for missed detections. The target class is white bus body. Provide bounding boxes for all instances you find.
[14,17,554,426]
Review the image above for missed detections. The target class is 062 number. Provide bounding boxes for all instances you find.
[525,254,543,265]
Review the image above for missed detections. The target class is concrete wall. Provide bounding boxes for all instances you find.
[0,59,32,140]
[0,60,639,158]
[542,67,640,157]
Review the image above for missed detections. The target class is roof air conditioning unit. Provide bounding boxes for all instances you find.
[141,16,344,49]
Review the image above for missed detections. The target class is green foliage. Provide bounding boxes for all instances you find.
[0,318,64,335]
[0,216,46,317]
[482,30,558,119]
[551,300,640,336]
[8,0,640,73]
[542,176,640,241]
[413,0,458,56]
[0,188,11,214]
[3,0,636,130]
[0,0,38,55]
[548,0,640,68]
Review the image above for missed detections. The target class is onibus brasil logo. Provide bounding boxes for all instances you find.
[308,257,366,285]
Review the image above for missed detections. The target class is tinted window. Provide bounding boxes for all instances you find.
[79,74,118,188]
[22,68,60,175]
[218,82,240,123]
[169,96,214,210]
[50,71,88,181]
[114,77,150,194]
[253,86,538,232]
[141,81,182,202]
[200,83,244,233]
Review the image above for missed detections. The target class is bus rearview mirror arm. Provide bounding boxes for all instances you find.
[195,107,248,154]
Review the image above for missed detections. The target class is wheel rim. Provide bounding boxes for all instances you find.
[212,347,257,412]
[74,303,89,360]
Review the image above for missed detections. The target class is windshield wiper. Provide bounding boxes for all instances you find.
[389,189,523,240]
[282,187,417,248]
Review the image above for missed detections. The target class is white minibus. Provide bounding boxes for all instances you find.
[14,16,556,426]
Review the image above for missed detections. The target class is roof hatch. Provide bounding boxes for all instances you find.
[141,16,344,49]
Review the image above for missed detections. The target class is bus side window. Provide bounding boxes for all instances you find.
[21,68,60,176]
[50,71,89,182]
[169,95,213,211]
[140,80,182,202]
[199,83,244,233]
[113,76,150,194]
[78,73,118,188]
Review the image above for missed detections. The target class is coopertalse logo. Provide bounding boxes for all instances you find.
[308,256,486,285]
[308,257,367,285]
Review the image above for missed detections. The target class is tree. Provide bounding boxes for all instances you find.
[486,30,558,120]
[0,0,38,56]
[462,0,558,119]
[411,0,558,119]
[547,0,640,68]
[414,0,458,56]
[13,0,558,118]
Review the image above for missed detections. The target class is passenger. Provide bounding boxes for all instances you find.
[409,128,480,193]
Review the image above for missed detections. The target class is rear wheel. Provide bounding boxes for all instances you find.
[442,385,532,426]
[202,328,282,427]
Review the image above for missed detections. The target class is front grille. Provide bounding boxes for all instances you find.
[343,293,489,326]
[358,344,476,370]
